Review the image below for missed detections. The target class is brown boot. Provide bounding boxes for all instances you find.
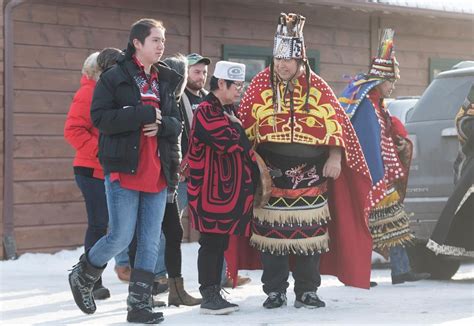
[114,265,130,283]
[168,277,202,307]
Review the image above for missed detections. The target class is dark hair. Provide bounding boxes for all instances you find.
[97,47,123,72]
[209,76,233,91]
[163,54,188,99]
[129,18,165,48]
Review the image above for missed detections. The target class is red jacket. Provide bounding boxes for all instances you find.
[64,75,104,179]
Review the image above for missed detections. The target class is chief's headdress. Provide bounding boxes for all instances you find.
[368,28,400,80]
[273,13,306,60]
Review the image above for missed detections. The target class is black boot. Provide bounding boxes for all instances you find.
[199,285,239,315]
[294,291,326,309]
[93,277,111,300]
[152,276,169,295]
[263,292,287,309]
[127,269,164,324]
[68,254,105,314]
[392,271,431,285]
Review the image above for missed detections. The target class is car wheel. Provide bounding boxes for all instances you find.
[406,239,461,280]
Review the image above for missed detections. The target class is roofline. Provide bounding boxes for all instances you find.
[292,0,474,20]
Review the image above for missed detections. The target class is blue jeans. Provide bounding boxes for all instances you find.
[177,181,188,215]
[88,176,167,272]
[389,245,411,276]
[114,247,129,267]
[155,232,167,277]
[116,232,167,277]
[74,175,109,251]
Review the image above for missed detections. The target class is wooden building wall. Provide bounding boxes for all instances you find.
[2,0,473,256]
[9,0,191,255]
[0,0,5,259]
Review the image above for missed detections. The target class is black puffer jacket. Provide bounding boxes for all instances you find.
[91,50,183,195]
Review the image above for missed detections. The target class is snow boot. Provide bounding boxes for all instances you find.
[127,269,164,324]
[152,275,169,295]
[294,291,326,309]
[68,254,105,314]
[392,271,431,285]
[92,277,111,300]
[168,277,202,307]
[199,285,239,315]
[262,292,287,309]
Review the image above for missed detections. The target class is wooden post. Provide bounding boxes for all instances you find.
[369,14,381,65]
[189,0,202,53]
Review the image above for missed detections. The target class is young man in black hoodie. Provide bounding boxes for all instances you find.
[68,18,182,324]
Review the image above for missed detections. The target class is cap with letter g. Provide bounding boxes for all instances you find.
[213,60,245,82]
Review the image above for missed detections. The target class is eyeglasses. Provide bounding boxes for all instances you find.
[231,81,245,90]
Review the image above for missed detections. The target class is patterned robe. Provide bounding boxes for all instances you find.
[428,99,474,257]
[188,93,257,236]
[229,67,374,288]
[339,76,414,256]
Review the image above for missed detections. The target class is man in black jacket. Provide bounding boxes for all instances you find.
[68,18,182,324]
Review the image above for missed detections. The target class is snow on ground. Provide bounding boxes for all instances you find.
[1,243,473,325]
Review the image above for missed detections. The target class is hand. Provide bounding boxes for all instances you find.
[396,136,407,152]
[323,147,342,179]
[224,111,242,126]
[155,108,162,124]
[143,123,159,137]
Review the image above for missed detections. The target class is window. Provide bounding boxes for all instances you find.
[429,58,464,82]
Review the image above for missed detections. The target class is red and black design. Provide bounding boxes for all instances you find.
[187,93,257,236]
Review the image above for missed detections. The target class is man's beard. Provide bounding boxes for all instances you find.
[187,80,204,91]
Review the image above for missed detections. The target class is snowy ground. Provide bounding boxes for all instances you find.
[0,243,473,325]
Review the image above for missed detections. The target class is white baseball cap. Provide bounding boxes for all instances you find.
[213,61,245,82]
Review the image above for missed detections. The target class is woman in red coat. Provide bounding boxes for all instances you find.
[64,48,122,299]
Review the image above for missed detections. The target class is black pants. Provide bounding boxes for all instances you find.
[129,201,184,278]
[74,174,109,251]
[261,252,321,298]
[198,232,229,290]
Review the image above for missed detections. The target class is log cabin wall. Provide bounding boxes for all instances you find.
[2,0,473,257]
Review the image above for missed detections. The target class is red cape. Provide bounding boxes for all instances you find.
[227,68,373,289]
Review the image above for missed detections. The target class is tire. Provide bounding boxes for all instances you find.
[406,240,461,280]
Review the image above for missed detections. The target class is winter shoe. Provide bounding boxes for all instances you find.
[223,275,252,288]
[114,265,131,283]
[262,292,287,309]
[199,285,239,315]
[168,277,202,307]
[392,271,431,285]
[68,254,105,314]
[92,278,111,300]
[294,291,326,309]
[370,281,378,287]
[127,269,164,324]
[152,276,169,295]
[152,298,166,308]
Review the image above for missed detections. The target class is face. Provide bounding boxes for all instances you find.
[133,27,165,67]
[377,80,396,98]
[218,79,244,104]
[273,58,299,81]
[187,63,208,91]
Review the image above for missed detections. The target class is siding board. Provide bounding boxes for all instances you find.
[14,180,82,204]
[13,158,72,181]
[14,202,86,227]
[14,113,66,136]
[14,224,86,250]
[14,136,74,158]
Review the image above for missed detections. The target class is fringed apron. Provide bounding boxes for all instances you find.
[250,144,330,255]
